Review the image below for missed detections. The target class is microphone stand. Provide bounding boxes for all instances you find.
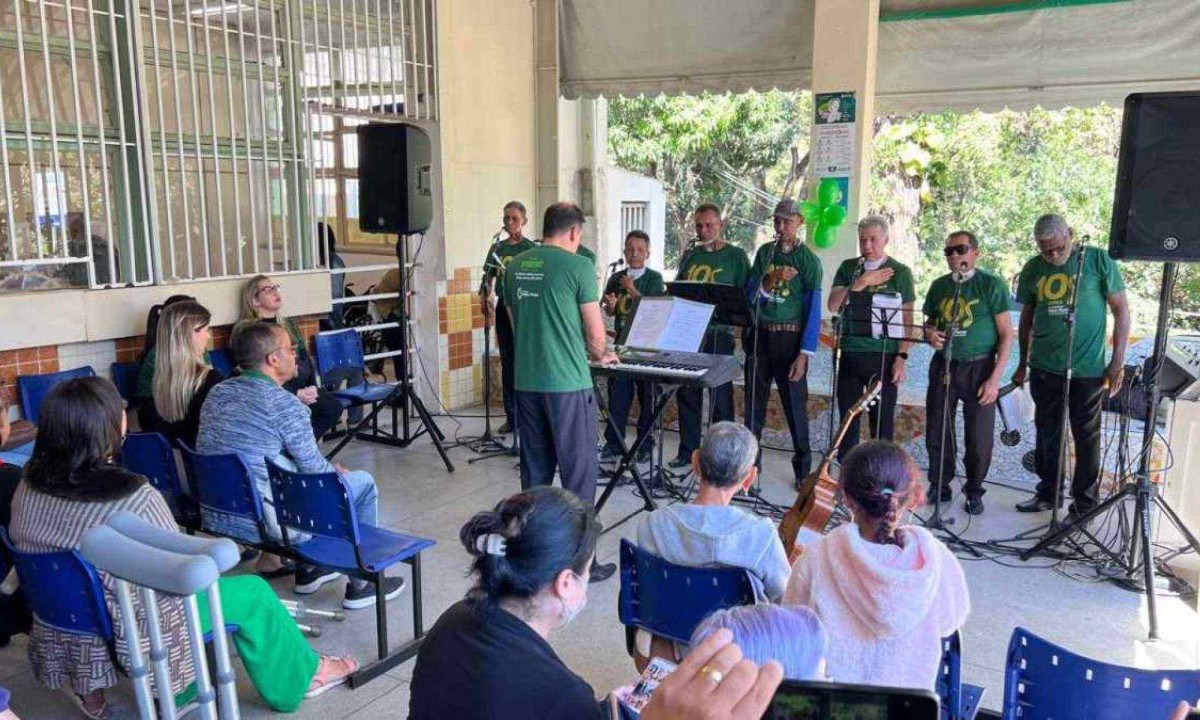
[744,235,788,512]
[827,258,865,454]
[466,233,517,464]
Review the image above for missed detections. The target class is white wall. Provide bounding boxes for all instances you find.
[602,166,667,275]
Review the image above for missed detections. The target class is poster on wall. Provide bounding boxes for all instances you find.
[812,91,856,212]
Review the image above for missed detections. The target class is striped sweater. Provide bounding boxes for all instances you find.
[9,477,195,696]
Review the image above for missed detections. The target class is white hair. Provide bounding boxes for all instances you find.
[857,214,890,238]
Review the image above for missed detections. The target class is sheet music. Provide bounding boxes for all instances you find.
[623,296,714,352]
[870,292,905,340]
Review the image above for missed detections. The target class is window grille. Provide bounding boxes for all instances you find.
[620,201,648,240]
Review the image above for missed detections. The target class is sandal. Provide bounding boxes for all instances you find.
[64,689,110,720]
[256,559,297,579]
[304,655,359,699]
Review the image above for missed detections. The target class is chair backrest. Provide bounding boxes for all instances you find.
[266,460,361,559]
[938,632,963,720]
[110,361,141,401]
[617,539,757,645]
[120,433,196,528]
[1,528,113,642]
[313,329,366,381]
[178,444,269,546]
[1002,626,1200,720]
[17,366,96,422]
[206,348,234,377]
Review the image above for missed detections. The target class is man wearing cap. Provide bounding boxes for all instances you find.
[1012,213,1128,520]
[745,199,823,483]
[671,204,752,469]
[827,215,916,458]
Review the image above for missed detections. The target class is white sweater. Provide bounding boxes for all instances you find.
[783,523,970,691]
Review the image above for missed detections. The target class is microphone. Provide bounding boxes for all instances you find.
[607,258,625,269]
[953,261,969,283]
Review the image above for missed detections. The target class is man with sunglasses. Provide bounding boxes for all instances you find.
[1012,214,1129,520]
[922,231,1014,515]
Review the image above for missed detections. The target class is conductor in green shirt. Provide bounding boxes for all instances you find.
[922,231,1014,516]
[503,202,620,579]
[480,201,538,435]
[599,230,665,463]
[828,215,917,459]
[1012,214,1129,519]
[745,199,823,483]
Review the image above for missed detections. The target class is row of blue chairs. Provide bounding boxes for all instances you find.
[616,539,1200,720]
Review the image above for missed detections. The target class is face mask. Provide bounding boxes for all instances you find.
[557,572,587,629]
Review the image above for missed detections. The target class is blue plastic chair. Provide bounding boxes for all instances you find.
[1,528,119,667]
[206,348,234,377]
[110,361,141,402]
[17,366,95,422]
[1002,626,1200,719]
[617,539,757,655]
[178,444,276,549]
[938,632,984,720]
[120,433,200,532]
[314,329,394,407]
[266,460,435,686]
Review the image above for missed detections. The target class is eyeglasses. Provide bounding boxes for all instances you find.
[943,244,972,257]
[265,344,298,361]
[256,284,282,296]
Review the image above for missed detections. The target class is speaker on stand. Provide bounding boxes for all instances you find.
[325,122,454,472]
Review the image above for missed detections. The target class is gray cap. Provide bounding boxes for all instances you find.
[773,199,801,218]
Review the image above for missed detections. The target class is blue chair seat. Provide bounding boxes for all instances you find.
[294,526,434,574]
[332,383,394,405]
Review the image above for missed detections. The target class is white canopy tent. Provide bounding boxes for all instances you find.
[560,0,1200,112]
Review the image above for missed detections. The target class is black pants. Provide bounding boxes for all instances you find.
[308,389,345,440]
[515,389,598,503]
[677,331,735,456]
[836,351,900,461]
[494,303,516,428]
[925,354,997,500]
[1029,368,1105,513]
[744,328,812,479]
[604,378,654,454]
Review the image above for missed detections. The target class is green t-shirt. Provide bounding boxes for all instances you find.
[485,237,537,302]
[604,268,666,338]
[676,243,751,288]
[1016,246,1125,377]
[922,269,1012,359]
[749,242,822,324]
[503,245,600,392]
[576,245,596,264]
[833,256,916,354]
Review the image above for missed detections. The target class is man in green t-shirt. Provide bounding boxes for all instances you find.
[480,200,538,434]
[828,215,916,458]
[671,203,752,467]
[599,230,665,462]
[503,202,619,579]
[745,199,823,483]
[576,244,597,264]
[922,231,1014,515]
[1012,214,1129,518]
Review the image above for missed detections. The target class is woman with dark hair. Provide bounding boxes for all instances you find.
[236,274,343,439]
[317,222,348,329]
[134,294,196,428]
[409,487,784,720]
[142,301,225,447]
[8,377,356,718]
[783,440,970,691]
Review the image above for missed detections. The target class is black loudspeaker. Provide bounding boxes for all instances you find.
[357,123,433,234]
[1110,92,1200,262]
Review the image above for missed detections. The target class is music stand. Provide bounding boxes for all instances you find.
[839,290,917,441]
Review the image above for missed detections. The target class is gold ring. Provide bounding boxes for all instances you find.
[699,665,724,685]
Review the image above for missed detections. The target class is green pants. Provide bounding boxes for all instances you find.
[175,575,320,713]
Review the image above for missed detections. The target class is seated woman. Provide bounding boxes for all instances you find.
[7,377,356,719]
[236,275,343,440]
[783,440,970,691]
[142,300,225,448]
[133,294,195,429]
[408,486,783,720]
[690,604,827,682]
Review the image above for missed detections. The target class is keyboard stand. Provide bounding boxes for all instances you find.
[595,383,681,535]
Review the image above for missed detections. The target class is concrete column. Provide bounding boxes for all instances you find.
[534,0,559,232]
[809,0,880,299]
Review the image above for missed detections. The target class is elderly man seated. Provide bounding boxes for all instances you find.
[196,321,403,610]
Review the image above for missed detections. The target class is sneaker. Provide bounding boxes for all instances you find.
[294,565,341,595]
[964,497,985,515]
[343,576,406,610]
[497,422,512,435]
[588,560,617,584]
[926,484,953,503]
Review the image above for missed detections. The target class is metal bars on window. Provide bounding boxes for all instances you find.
[0,0,438,292]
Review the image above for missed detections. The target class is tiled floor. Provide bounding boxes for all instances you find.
[3,408,1198,718]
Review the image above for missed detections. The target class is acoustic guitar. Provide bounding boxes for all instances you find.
[778,379,883,561]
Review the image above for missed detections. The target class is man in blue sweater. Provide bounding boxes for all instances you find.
[197,322,404,610]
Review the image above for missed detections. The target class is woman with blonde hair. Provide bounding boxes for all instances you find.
[145,300,224,447]
[237,275,343,439]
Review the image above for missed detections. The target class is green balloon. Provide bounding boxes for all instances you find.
[800,202,822,222]
[821,204,848,228]
[817,178,841,207]
[814,224,839,248]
